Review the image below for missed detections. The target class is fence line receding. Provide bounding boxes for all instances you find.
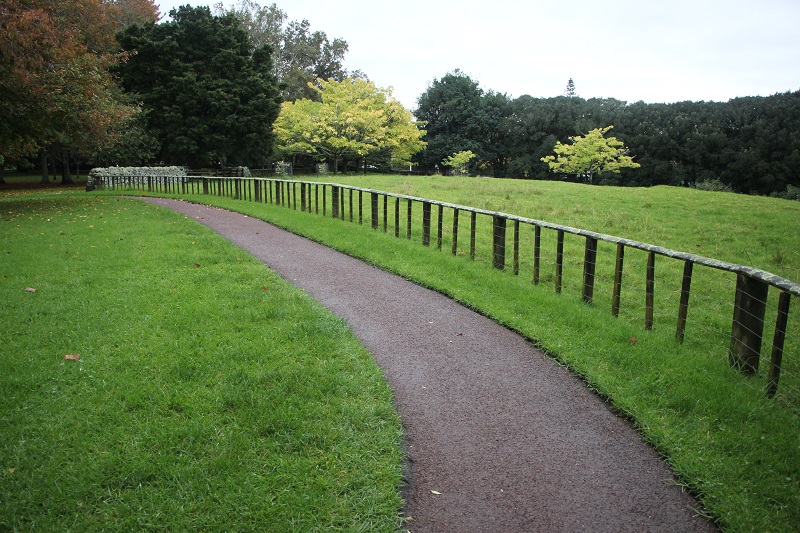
[95,175,799,399]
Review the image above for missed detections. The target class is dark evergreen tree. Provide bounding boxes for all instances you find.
[116,6,281,167]
[413,70,487,172]
[564,78,576,97]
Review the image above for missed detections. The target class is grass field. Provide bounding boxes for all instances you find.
[99,174,800,532]
[0,190,403,530]
[5,176,800,531]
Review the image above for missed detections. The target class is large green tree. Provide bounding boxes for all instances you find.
[413,70,514,177]
[214,0,352,102]
[116,5,281,168]
[274,78,425,173]
[414,70,485,173]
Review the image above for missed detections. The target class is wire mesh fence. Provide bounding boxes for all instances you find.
[95,175,800,406]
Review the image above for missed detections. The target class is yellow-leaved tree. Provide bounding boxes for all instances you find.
[273,78,426,173]
[541,126,640,184]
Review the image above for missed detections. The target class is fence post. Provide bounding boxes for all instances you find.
[533,225,541,285]
[437,205,444,251]
[331,185,339,218]
[422,202,432,246]
[582,236,598,303]
[349,189,353,222]
[452,209,459,255]
[729,273,769,374]
[406,200,412,239]
[767,291,791,397]
[645,251,655,330]
[359,190,363,224]
[470,212,477,260]
[371,192,379,229]
[492,216,506,270]
[676,260,693,341]
[383,195,387,231]
[612,243,624,317]
[555,230,564,293]
[300,183,306,211]
[203,177,208,195]
[513,220,520,275]
[322,185,327,216]
[395,198,400,237]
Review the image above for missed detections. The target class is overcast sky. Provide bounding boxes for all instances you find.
[156,0,800,111]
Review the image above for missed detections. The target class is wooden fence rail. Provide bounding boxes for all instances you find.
[97,175,799,397]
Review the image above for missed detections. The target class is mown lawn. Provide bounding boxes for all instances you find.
[123,174,800,533]
[0,190,403,531]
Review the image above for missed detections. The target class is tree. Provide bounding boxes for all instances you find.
[214,0,352,101]
[564,78,577,97]
[414,70,486,171]
[541,126,640,183]
[442,150,476,175]
[0,0,140,180]
[116,5,281,168]
[108,0,160,27]
[274,78,425,173]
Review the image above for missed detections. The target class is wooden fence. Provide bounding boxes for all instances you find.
[97,175,799,397]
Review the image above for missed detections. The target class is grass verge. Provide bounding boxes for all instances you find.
[114,177,800,533]
[0,190,403,531]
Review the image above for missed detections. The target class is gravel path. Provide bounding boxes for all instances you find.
[140,198,715,532]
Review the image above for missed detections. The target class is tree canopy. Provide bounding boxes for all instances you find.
[274,78,426,173]
[0,0,156,172]
[415,69,800,195]
[214,0,354,102]
[541,126,640,183]
[116,5,281,168]
[413,71,486,171]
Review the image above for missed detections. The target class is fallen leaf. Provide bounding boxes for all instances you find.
[24,287,36,293]
[430,490,442,495]
[194,263,201,267]
[629,337,638,344]
[262,286,269,291]
[63,353,80,360]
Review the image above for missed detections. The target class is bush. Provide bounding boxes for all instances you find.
[87,166,187,190]
[694,178,733,192]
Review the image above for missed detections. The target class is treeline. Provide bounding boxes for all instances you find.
[414,71,800,195]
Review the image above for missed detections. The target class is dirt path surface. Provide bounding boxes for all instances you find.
[141,198,715,532]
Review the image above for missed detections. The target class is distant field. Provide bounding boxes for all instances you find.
[329,175,800,283]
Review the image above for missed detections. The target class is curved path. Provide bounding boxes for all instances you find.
[141,198,715,532]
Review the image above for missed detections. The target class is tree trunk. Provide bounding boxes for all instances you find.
[40,150,49,184]
[61,147,73,184]
[0,165,5,185]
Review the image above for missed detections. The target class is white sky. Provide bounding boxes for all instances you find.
[156,0,800,111]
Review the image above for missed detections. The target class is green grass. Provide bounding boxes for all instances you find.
[101,175,800,532]
[0,190,403,531]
